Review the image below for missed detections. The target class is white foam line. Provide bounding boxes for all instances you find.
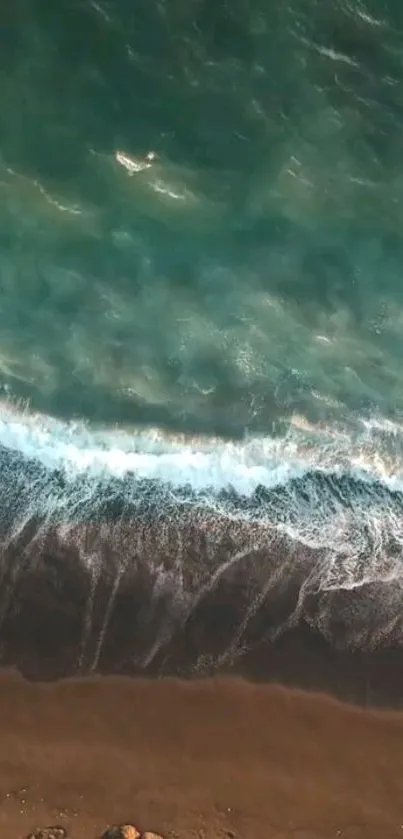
[0,414,305,493]
[0,404,402,496]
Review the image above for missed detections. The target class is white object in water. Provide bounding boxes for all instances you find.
[115,149,157,175]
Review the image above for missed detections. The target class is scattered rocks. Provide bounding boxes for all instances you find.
[25,823,164,839]
[27,828,67,839]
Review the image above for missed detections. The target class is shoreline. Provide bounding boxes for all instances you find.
[1,670,403,838]
[5,607,403,709]
[0,445,402,706]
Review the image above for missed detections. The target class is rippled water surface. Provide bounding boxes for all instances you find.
[1,0,403,438]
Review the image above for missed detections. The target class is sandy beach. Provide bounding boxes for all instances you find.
[0,672,402,839]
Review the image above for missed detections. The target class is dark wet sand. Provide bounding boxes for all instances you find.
[1,673,403,839]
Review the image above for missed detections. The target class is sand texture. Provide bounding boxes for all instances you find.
[0,672,401,838]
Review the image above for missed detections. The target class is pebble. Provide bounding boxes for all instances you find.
[26,828,67,839]
[101,826,141,839]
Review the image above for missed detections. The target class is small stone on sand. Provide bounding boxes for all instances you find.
[101,826,141,839]
[26,828,67,839]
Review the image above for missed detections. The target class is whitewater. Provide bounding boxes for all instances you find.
[0,398,402,685]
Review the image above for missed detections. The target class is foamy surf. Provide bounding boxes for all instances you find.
[0,399,403,494]
[0,399,402,684]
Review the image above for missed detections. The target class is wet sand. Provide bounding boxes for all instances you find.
[0,672,403,839]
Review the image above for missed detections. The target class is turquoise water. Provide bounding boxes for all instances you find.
[1,0,403,440]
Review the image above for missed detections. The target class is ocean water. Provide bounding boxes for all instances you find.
[1,0,403,681]
[3,0,403,433]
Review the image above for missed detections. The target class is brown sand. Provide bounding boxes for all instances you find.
[0,673,403,839]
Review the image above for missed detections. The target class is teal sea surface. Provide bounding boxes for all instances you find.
[1,0,403,440]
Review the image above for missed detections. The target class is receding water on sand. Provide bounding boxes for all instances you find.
[0,400,401,700]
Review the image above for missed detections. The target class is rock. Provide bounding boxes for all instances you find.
[26,828,67,839]
[100,826,141,839]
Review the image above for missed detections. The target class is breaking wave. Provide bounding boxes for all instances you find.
[1,400,403,685]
